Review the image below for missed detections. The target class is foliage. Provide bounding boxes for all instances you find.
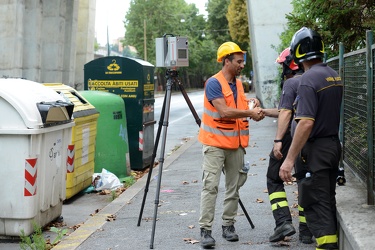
[280,0,375,57]
[123,176,136,188]
[124,0,204,64]
[20,223,47,250]
[227,0,249,44]
[19,222,68,250]
[49,227,68,246]
[123,0,254,82]
[124,0,220,82]
[226,0,252,75]
[206,0,231,45]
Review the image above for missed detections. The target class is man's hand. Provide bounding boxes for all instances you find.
[279,158,294,182]
[250,107,265,121]
[273,142,283,160]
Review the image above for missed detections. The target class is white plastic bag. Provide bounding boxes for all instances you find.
[92,168,122,191]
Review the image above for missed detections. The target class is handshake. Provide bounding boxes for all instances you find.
[248,98,265,121]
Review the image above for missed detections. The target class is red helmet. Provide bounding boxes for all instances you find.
[275,48,298,71]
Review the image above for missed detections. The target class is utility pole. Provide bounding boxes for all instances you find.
[144,19,147,61]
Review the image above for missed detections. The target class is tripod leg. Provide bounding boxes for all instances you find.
[177,80,201,127]
[137,90,167,227]
[239,198,255,229]
[150,77,173,249]
[178,79,255,229]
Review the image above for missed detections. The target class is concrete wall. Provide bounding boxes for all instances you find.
[0,0,95,87]
[75,0,96,90]
[246,0,293,108]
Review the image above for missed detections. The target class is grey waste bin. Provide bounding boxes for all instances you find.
[0,78,74,236]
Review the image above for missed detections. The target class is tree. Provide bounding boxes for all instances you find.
[124,0,215,87]
[226,0,252,76]
[280,0,375,57]
[206,0,231,45]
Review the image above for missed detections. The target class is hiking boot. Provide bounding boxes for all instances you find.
[269,221,296,242]
[200,228,215,248]
[222,225,239,242]
[299,234,314,244]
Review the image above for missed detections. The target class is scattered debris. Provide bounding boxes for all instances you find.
[256,198,264,203]
[183,238,199,244]
[188,225,195,229]
[90,208,101,216]
[106,214,116,222]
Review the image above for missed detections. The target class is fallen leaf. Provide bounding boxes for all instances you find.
[182,181,189,185]
[106,214,117,222]
[263,189,268,193]
[291,210,299,217]
[291,203,298,208]
[188,225,195,229]
[70,223,84,231]
[90,208,100,216]
[183,238,199,244]
[256,198,264,203]
[259,158,267,161]
[192,180,198,183]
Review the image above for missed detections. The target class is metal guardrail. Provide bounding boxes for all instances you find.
[327,30,375,205]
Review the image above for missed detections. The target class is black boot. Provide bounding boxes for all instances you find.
[200,228,215,248]
[269,221,296,242]
[299,234,314,244]
[222,225,239,242]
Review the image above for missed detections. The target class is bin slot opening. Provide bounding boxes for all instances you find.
[37,101,74,126]
[70,90,88,104]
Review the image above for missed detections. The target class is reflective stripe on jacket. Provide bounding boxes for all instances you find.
[198,71,249,149]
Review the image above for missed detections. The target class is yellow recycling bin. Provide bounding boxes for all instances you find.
[44,83,99,199]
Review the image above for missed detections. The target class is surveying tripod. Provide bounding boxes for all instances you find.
[137,69,254,249]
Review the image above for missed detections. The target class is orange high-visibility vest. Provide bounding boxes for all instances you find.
[198,71,249,149]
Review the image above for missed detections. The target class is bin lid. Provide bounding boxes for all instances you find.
[43,83,99,118]
[0,78,74,129]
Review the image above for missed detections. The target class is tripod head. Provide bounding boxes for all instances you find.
[166,69,179,79]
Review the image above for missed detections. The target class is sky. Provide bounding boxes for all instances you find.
[95,0,208,46]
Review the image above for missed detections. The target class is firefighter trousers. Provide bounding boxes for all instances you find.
[299,136,341,249]
[267,131,311,236]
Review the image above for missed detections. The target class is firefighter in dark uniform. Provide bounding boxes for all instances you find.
[263,48,313,244]
[280,27,343,250]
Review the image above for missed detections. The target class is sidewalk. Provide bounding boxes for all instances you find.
[53,116,316,250]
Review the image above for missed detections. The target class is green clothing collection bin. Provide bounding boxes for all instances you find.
[79,90,129,181]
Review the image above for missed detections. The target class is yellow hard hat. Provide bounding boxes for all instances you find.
[217,42,246,62]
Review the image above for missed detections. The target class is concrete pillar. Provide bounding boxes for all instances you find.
[22,0,42,81]
[0,0,24,78]
[75,0,96,90]
[0,0,97,87]
[246,0,293,108]
[40,0,68,83]
[62,0,79,87]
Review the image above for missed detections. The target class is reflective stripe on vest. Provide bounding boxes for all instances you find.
[198,71,249,149]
